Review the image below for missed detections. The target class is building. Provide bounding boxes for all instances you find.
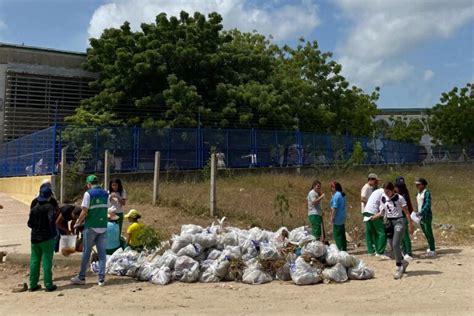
[0,42,96,142]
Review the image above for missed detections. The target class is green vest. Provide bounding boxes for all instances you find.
[85,186,108,229]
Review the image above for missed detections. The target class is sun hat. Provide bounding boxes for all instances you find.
[124,209,141,219]
[37,185,53,202]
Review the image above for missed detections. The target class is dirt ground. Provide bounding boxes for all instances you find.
[0,246,472,315]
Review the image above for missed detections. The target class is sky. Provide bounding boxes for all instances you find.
[0,0,472,108]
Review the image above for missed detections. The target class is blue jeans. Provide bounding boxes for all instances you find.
[79,228,107,281]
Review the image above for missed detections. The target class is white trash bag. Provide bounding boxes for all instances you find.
[322,263,348,283]
[171,234,194,253]
[177,243,202,258]
[242,261,273,285]
[180,224,203,235]
[173,256,200,283]
[348,259,374,280]
[150,267,172,285]
[302,241,327,258]
[290,257,323,285]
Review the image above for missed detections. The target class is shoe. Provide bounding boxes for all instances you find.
[375,254,390,260]
[98,280,105,287]
[70,276,86,285]
[28,284,41,292]
[367,253,375,256]
[393,268,403,280]
[45,285,57,292]
[401,260,409,274]
[425,250,436,258]
[403,254,413,261]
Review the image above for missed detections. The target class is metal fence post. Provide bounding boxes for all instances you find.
[210,153,217,217]
[60,147,66,204]
[153,151,161,205]
[104,150,110,188]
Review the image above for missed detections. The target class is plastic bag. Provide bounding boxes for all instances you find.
[325,244,340,266]
[302,241,326,259]
[222,231,239,246]
[150,267,172,285]
[348,259,374,280]
[177,244,202,258]
[240,238,259,259]
[290,257,323,285]
[200,269,221,283]
[171,234,194,253]
[207,249,222,260]
[181,224,203,235]
[242,262,273,285]
[259,242,281,260]
[59,235,77,256]
[276,262,291,281]
[337,251,356,268]
[155,250,177,269]
[174,256,200,283]
[137,263,154,281]
[194,232,218,249]
[222,245,242,260]
[322,263,348,283]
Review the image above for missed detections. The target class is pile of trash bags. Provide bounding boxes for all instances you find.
[106,220,374,286]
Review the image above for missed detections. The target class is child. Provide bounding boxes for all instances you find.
[330,181,347,251]
[106,209,121,255]
[124,209,144,250]
[307,180,325,241]
[415,178,436,257]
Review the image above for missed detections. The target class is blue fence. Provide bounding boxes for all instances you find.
[1,125,472,177]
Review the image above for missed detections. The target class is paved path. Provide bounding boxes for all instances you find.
[0,193,30,254]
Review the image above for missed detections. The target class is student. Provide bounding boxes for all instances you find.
[363,188,389,259]
[360,173,381,255]
[394,176,414,260]
[415,178,436,257]
[330,181,347,251]
[55,205,82,252]
[108,178,127,234]
[307,180,325,240]
[27,185,58,292]
[124,209,145,250]
[71,175,109,287]
[106,209,121,255]
[375,182,413,279]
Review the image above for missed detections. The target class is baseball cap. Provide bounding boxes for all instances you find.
[85,175,99,185]
[37,185,53,202]
[124,209,141,219]
[415,178,428,186]
[368,173,381,180]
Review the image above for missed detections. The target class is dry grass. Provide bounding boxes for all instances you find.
[125,164,474,244]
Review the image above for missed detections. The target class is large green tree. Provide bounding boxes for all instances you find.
[68,11,378,136]
[428,83,474,145]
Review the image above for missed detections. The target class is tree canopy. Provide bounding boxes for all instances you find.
[68,11,379,136]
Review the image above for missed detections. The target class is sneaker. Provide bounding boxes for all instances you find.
[393,268,403,280]
[367,253,375,257]
[401,260,409,274]
[375,254,390,260]
[98,280,105,287]
[70,276,86,285]
[425,250,437,258]
[45,284,57,292]
[28,284,41,292]
[403,254,413,261]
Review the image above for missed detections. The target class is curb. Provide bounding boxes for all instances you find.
[6,252,83,268]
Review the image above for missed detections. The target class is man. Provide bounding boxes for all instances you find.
[55,205,82,252]
[70,175,109,286]
[363,187,390,259]
[27,185,57,292]
[361,173,380,255]
[415,178,436,257]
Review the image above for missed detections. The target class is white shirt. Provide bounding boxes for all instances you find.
[108,190,127,214]
[380,193,407,218]
[307,189,323,216]
[416,189,426,212]
[360,183,374,212]
[363,188,384,215]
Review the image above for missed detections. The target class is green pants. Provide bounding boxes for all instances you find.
[401,219,412,256]
[421,216,435,251]
[308,214,322,240]
[30,238,55,290]
[333,224,347,251]
[117,213,124,235]
[363,213,387,255]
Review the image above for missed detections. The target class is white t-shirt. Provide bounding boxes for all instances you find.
[363,188,384,215]
[360,183,374,212]
[108,189,127,214]
[307,189,323,216]
[416,189,426,212]
[380,193,407,218]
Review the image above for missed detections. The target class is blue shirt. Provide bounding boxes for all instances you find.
[106,221,120,250]
[330,191,347,225]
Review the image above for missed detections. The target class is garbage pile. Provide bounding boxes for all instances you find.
[106,221,374,286]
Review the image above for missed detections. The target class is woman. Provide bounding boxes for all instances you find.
[374,182,413,279]
[307,180,325,241]
[330,181,347,251]
[108,178,127,234]
[395,176,414,260]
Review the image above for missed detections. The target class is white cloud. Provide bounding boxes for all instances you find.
[334,0,474,88]
[423,69,434,81]
[88,0,320,42]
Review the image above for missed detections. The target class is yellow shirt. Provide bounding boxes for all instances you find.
[127,222,144,247]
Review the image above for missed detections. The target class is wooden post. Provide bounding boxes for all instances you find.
[153,151,161,205]
[60,147,66,204]
[104,150,110,189]
[210,153,217,217]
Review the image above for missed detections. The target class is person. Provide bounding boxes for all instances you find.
[395,176,414,260]
[27,185,58,292]
[55,205,82,252]
[108,178,127,234]
[329,181,347,251]
[363,188,389,259]
[374,182,413,279]
[360,173,381,255]
[106,209,121,255]
[307,180,325,240]
[124,209,145,250]
[415,178,436,257]
[70,175,109,287]
[30,182,58,210]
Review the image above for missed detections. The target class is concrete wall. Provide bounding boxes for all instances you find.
[0,175,52,205]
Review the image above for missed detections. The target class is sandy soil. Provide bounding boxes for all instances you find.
[0,246,472,315]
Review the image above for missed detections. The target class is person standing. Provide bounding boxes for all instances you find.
[71,175,109,287]
[329,181,347,251]
[375,182,413,279]
[307,180,325,240]
[27,185,58,292]
[108,178,127,234]
[415,178,436,257]
[363,188,390,259]
[360,173,380,255]
[395,176,414,260]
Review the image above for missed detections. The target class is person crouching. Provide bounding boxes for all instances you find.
[106,209,121,255]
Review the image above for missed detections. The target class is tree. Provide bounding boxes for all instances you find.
[383,116,425,143]
[428,83,474,145]
[68,11,379,136]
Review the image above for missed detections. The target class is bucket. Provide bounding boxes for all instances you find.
[60,235,77,256]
